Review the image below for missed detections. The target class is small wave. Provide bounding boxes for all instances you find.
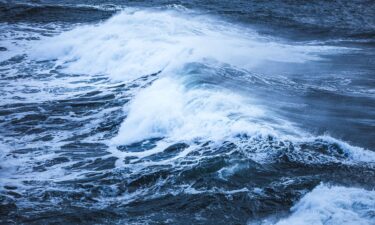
[260,184,375,225]
[0,2,118,23]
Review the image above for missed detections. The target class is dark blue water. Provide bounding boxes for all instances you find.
[1,1,375,224]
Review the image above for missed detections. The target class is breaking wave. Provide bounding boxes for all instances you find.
[1,6,374,225]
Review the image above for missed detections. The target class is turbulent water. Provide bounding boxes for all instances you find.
[1,0,375,224]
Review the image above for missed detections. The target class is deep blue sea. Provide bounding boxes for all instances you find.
[1,0,375,224]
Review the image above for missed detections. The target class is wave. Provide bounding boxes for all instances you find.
[109,74,375,170]
[261,184,375,225]
[26,8,374,166]
[2,7,374,224]
[0,2,119,23]
[112,76,279,145]
[29,9,347,81]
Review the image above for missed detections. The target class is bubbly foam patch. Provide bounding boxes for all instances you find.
[30,9,344,81]
[272,184,375,225]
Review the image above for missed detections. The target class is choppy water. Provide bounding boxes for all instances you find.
[0,1,375,224]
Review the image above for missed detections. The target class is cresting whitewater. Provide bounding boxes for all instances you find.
[0,1,375,225]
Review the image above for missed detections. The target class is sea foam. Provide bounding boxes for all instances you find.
[271,184,375,225]
[30,9,343,81]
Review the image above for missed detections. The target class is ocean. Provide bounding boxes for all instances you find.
[0,0,375,224]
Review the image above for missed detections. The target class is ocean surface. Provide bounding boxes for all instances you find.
[0,0,375,224]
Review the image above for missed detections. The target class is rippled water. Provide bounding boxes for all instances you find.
[1,1,375,224]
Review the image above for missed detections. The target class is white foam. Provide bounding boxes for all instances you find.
[29,9,344,81]
[271,184,375,225]
[302,135,375,165]
[0,23,65,62]
[112,76,289,146]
